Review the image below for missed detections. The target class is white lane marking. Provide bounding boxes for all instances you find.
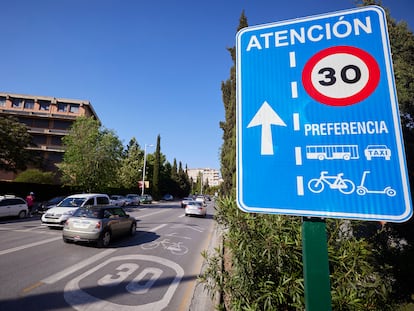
[42,249,117,284]
[0,236,61,256]
[64,255,184,311]
[136,209,170,218]
[150,224,167,232]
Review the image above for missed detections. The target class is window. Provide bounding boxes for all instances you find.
[0,97,6,107]
[57,102,68,112]
[32,135,47,145]
[84,198,94,206]
[24,99,35,109]
[12,98,22,108]
[53,120,72,130]
[50,136,62,146]
[69,104,79,113]
[33,119,49,128]
[39,100,50,111]
[97,196,110,205]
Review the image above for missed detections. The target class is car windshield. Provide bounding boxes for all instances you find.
[58,197,86,208]
[73,207,101,218]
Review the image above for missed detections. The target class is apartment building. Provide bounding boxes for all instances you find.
[0,92,99,181]
[187,168,222,187]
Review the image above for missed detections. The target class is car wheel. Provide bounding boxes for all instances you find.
[62,237,72,244]
[97,230,111,248]
[130,223,137,236]
[18,210,27,219]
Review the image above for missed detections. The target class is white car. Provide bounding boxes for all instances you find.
[110,195,128,206]
[41,193,110,228]
[185,201,207,217]
[0,195,28,218]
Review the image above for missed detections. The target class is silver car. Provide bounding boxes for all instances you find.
[62,206,137,247]
[185,201,207,217]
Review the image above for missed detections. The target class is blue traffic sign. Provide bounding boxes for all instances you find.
[236,6,412,222]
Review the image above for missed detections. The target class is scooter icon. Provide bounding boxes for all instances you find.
[356,171,396,197]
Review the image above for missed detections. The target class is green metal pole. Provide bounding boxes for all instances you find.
[302,217,332,311]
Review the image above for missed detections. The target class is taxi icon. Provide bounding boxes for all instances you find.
[364,145,391,160]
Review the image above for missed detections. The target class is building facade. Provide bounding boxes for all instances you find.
[0,92,99,181]
[187,168,222,188]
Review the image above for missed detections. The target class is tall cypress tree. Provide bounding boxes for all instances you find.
[152,134,161,200]
[219,11,248,196]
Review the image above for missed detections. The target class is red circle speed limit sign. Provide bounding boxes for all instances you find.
[302,46,380,106]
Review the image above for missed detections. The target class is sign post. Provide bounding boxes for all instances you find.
[236,5,412,310]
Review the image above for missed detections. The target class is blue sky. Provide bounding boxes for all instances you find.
[1,0,413,170]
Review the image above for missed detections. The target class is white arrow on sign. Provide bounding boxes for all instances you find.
[247,101,286,155]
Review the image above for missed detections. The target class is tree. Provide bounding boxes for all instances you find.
[219,11,247,196]
[119,137,143,189]
[58,116,123,192]
[0,116,32,172]
[152,135,161,200]
[14,168,55,184]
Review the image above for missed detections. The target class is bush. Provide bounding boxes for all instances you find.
[200,197,396,310]
[14,169,55,184]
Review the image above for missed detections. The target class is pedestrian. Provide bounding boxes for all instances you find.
[26,192,35,217]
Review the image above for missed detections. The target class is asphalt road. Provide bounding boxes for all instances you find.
[0,200,216,311]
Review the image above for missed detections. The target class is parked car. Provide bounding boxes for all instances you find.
[110,195,128,206]
[0,195,28,219]
[37,196,66,214]
[181,197,193,208]
[62,205,137,247]
[41,193,110,228]
[162,194,173,201]
[140,194,153,204]
[185,201,207,217]
[126,194,141,206]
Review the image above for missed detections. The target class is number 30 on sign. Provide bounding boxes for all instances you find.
[302,45,380,106]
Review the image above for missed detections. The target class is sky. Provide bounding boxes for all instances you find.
[1,0,413,171]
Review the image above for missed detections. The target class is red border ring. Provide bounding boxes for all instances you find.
[302,46,380,106]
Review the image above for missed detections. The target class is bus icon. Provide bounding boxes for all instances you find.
[306,145,359,161]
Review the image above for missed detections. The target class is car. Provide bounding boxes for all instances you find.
[41,193,110,228]
[364,145,391,160]
[110,195,128,206]
[0,195,28,218]
[162,194,174,201]
[181,197,193,208]
[62,205,137,248]
[195,195,206,205]
[37,196,66,214]
[185,200,207,217]
[140,194,153,204]
[126,194,141,206]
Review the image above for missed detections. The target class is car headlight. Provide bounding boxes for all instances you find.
[63,210,75,216]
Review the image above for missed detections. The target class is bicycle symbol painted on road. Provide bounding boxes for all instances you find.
[308,171,355,194]
[141,239,189,255]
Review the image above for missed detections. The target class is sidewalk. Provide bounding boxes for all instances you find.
[189,222,221,311]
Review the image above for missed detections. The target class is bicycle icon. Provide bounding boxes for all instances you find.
[308,171,355,194]
[141,239,189,255]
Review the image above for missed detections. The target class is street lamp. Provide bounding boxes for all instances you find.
[141,144,154,196]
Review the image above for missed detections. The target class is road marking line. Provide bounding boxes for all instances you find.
[42,249,117,284]
[137,209,170,218]
[150,224,167,232]
[0,236,61,256]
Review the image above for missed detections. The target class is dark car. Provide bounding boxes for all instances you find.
[62,205,137,247]
[140,194,153,204]
[37,196,66,214]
